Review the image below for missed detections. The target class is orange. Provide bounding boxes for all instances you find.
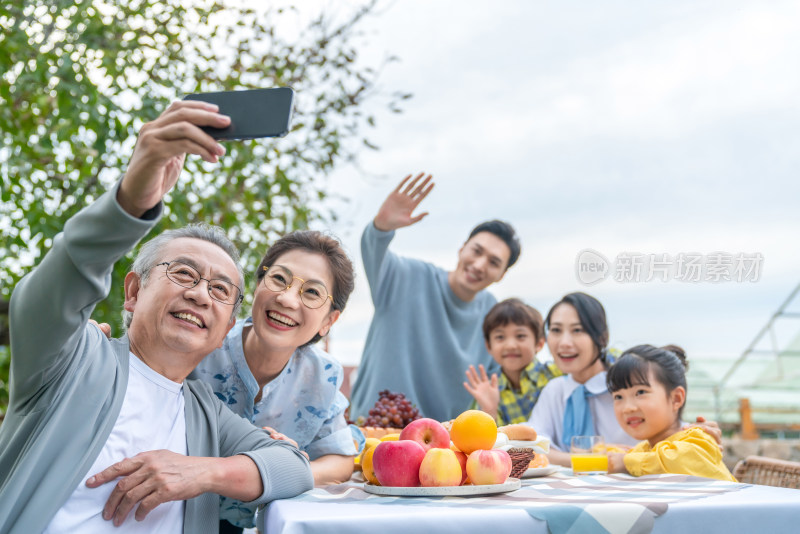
[449,410,497,455]
[355,437,381,466]
[362,446,380,485]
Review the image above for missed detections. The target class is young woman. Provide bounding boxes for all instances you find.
[527,292,638,466]
[191,230,358,533]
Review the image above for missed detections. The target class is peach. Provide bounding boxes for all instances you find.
[399,418,450,451]
[453,449,469,485]
[419,448,463,487]
[466,449,512,485]
[372,440,426,487]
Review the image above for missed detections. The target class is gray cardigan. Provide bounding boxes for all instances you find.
[0,184,313,533]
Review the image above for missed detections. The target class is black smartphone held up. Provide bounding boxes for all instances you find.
[183,87,295,140]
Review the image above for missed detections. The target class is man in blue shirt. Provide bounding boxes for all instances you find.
[349,173,521,422]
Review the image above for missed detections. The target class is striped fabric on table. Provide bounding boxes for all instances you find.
[287,470,747,534]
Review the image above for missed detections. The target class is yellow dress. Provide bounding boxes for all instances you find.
[623,428,737,482]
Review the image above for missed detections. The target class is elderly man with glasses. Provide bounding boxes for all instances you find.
[0,101,313,534]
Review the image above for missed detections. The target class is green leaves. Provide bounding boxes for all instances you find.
[0,0,410,415]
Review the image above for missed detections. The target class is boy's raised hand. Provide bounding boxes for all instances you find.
[463,364,500,419]
[373,173,434,232]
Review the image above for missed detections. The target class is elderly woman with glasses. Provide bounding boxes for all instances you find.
[189,230,357,533]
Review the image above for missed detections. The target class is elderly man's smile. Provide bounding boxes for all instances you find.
[171,311,206,328]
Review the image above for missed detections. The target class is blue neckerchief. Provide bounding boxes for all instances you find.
[562,384,596,447]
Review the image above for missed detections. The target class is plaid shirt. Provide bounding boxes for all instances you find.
[470,360,563,426]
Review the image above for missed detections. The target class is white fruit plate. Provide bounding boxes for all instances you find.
[363,478,521,497]
[521,465,560,478]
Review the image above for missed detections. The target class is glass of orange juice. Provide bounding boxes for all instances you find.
[570,435,608,475]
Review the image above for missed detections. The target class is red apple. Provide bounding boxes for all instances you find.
[466,449,512,485]
[372,440,426,487]
[399,418,450,451]
[419,448,463,487]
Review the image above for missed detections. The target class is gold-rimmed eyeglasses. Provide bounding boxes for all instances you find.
[157,261,243,305]
[261,265,333,310]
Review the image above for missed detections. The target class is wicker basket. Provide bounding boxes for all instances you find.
[507,447,534,478]
[733,455,800,489]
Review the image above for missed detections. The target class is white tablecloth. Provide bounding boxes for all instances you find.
[259,471,799,534]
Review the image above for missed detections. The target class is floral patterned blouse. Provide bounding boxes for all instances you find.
[190,317,357,527]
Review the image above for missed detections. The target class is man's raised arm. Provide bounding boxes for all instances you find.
[361,173,434,303]
[8,101,230,404]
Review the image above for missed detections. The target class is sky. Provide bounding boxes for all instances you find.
[277,1,800,412]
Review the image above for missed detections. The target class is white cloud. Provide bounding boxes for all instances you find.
[307,1,800,387]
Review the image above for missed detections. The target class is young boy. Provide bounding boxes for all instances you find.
[463,298,563,425]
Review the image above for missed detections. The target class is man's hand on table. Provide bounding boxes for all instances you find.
[86,450,263,526]
[373,173,434,232]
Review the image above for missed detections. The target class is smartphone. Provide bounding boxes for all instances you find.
[183,87,295,140]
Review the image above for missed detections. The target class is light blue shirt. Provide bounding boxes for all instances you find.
[191,318,357,526]
[349,223,498,422]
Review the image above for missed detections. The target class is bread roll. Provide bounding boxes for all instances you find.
[529,453,550,468]
[498,423,537,441]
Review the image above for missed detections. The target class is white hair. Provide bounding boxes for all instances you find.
[123,224,244,329]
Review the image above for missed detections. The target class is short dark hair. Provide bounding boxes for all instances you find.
[545,292,610,365]
[467,220,521,270]
[606,344,689,418]
[483,298,544,345]
[256,230,355,345]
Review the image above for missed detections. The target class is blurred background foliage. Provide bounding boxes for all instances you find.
[0,0,408,418]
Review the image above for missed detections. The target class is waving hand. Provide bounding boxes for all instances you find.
[373,173,435,232]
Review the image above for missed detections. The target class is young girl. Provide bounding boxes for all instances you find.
[527,293,639,466]
[606,344,736,482]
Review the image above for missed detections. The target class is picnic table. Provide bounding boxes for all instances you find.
[259,468,798,534]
